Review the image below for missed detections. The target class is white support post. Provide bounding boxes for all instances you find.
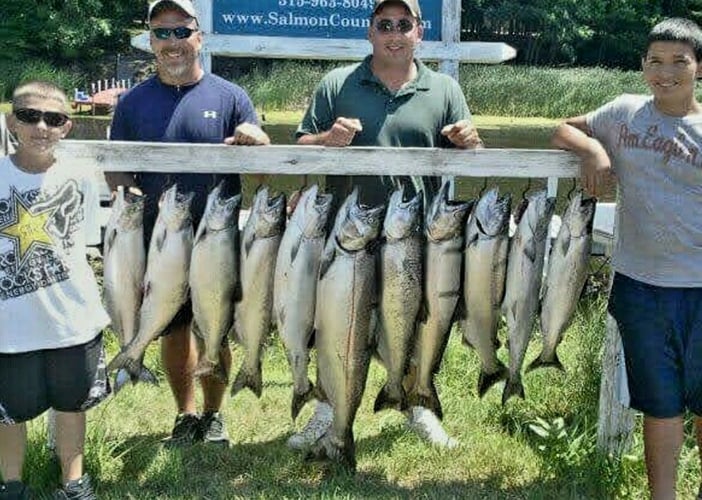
[597,314,636,455]
[196,0,213,73]
[439,0,461,199]
[597,199,636,457]
[0,113,7,157]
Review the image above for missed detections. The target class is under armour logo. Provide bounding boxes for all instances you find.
[203,111,218,119]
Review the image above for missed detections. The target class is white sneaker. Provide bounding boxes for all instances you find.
[287,401,333,450]
[406,406,459,449]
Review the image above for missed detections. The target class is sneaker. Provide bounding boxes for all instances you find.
[287,401,333,451]
[162,413,202,448]
[0,481,32,500]
[406,406,459,449]
[54,474,95,500]
[201,411,229,446]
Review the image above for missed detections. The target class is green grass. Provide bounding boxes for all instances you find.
[16,287,701,499]
[238,61,677,119]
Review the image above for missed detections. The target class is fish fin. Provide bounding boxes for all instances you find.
[318,246,336,280]
[462,330,475,349]
[523,241,537,263]
[230,364,262,398]
[313,381,328,403]
[373,383,408,413]
[136,366,159,386]
[243,232,255,256]
[526,350,565,373]
[501,376,525,405]
[154,227,167,253]
[290,238,301,263]
[305,430,357,472]
[113,369,131,395]
[291,381,315,421]
[106,350,141,381]
[194,357,221,382]
[104,228,117,254]
[477,363,508,398]
[559,231,571,255]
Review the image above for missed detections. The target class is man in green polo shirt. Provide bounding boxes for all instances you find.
[291,0,482,451]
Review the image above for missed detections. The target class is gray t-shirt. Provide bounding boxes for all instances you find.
[587,94,702,286]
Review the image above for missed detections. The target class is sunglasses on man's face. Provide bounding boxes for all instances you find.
[151,26,198,40]
[14,108,69,128]
[374,18,416,34]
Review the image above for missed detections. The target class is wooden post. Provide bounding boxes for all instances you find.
[597,314,635,455]
[196,0,213,73]
[439,0,461,198]
[597,206,636,456]
[0,113,7,157]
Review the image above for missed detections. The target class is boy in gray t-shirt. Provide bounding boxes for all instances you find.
[552,18,702,500]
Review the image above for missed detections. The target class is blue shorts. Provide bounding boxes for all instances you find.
[609,273,702,418]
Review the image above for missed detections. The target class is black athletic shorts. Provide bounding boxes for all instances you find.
[0,333,110,425]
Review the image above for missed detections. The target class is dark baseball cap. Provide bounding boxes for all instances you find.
[148,0,198,23]
[373,0,422,19]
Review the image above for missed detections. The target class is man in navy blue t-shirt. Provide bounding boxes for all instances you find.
[107,0,269,448]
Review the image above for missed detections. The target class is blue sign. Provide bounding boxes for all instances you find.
[213,0,442,41]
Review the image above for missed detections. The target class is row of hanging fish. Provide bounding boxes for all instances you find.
[101,179,596,470]
[104,183,286,395]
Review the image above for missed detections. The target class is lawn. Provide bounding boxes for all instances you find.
[20,287,700,499]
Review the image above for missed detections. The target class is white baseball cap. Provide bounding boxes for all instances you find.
[148,0,198,24]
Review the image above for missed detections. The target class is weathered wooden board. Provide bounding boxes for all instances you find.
[131,32,517,64]
[55,140,580,177]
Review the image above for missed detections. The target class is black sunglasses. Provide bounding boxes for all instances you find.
[375,18,416,34]
[151,26,198,40]
[14,108,69,128]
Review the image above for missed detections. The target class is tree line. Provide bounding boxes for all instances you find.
[2,1,702,70]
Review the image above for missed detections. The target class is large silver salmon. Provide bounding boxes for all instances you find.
[406,181,472,420]
[375,186,423,413]
[273,184,332,420]
[190,183,242,382]
[103,187,157,391]
[312,189,384,471]
[107,185,194,378]
[462,187,511,397]
[231,187,286,398]
[529,191,595,372]
[502,190,555,404]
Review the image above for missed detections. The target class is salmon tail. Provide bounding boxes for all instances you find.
[113,369,132,395]
[477,363,508,398]
[305,430,356,472]
[135,365,159,386]
[230,364,262,398]
[526,350,565,373]
[407,384,443,420]
[106,351,140,379]
[373,382,408,413]
[291,381,315,421]
[501,376,525,405]
[194,358,229,384]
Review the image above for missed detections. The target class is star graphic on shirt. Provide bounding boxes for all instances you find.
[0,188,56,271]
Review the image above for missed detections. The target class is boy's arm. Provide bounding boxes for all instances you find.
[551,115,613,197]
